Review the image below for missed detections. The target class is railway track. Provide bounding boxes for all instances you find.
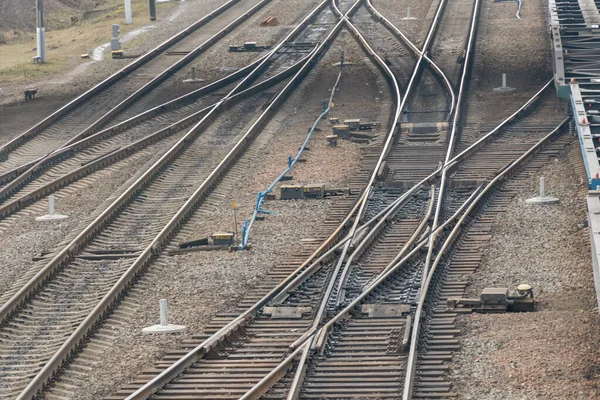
[0,0,571,399]
[108,109,569,399]
[0,0,265,171]
[95,0,467,397]
[0,1,387,399]
[96,1,574,399]
[0,0,326,189]
[0,19,327,220]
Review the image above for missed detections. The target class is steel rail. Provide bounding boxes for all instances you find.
[258,117,567,400]
[106,16,554,400]
[8,2,332,398]
[365,0,456,117]
[280,1,406,397]
[242,116,567,400]
[421,0,481,288]
[117,73,554,400]
[0,2,331,214]
[0,53,271,193]
[267,73,557,361]
[402,117,569,399]
[324,0,405,313]
[271,0,451,308]
[0,0,244,160]
[334,177,433,304]
[331,78,552,308]
[1,0,272,193]
[240,70,559,400]
[59,0,273,148]
[239,185,479,400]
[0,52,312,220]
[368,183,436,281]
[62,4,355,400]
[332,0,451,306]
[314,185,483,347]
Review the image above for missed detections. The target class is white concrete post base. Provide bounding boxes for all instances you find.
[525,196,560,204]
[142,299,185,334]
[36,195,68,221]
[493,73,516,92]
[493,86,516,93]
[142,323,186,334]
[35,214,69,221]
[526,177,559,204]
[402,7,417,20]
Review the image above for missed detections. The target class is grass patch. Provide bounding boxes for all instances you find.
[0,0,175,86]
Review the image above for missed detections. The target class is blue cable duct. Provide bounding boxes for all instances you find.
[239,55,345,249]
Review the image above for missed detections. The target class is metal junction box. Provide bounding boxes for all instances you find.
[480,288,508,307]
[332,124,349,139]
[303,185,324,199]
[280,185,304,200]
[212,232,234,246]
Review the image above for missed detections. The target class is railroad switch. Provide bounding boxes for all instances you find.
[446,284,534,313]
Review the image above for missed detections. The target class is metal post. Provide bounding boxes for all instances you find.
[124,0,133,24]
[159,299,168,326]
[36,0,46,63]
[48,194,55,216]
[191,66,197,81]
[502,73,507,88]
[539,177,545,198]
[149,0,157,21]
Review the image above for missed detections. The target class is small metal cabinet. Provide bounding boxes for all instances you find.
[280,185,304,200]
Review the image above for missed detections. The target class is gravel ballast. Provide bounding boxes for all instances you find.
[451,146,600,399]
[42,34,392,399]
